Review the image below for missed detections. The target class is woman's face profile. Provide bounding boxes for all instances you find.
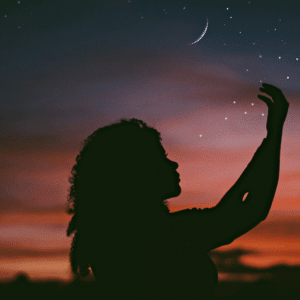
[147,142,181,200]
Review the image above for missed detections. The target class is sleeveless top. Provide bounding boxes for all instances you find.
[90,202,219,300]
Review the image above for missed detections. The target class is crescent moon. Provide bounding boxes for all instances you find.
[190,17,209,45]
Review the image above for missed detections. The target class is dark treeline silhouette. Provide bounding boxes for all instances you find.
[3,252,300,300]
[65,83,289,299]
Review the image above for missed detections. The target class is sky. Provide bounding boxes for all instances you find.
[1,0,300,282]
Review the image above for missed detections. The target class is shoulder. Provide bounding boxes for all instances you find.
[169,207,215,219]
[166,207,216,237]
[167,206,232,252]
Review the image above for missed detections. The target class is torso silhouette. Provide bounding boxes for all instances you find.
[90,201,224,300]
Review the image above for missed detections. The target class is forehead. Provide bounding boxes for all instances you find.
[141,139,165,156]
[152,143,166,158]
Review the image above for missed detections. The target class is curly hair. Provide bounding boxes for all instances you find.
[65,118,163,278]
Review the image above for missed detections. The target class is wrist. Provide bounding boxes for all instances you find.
[267,128,283,140]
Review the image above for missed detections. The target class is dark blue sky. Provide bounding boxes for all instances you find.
[2,0,300,92]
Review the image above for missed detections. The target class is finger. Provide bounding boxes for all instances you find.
[261,84,285,99]
[260,87,282,101]
[259,87,271,96]
[257,94,273,107]
[262,83,280,91]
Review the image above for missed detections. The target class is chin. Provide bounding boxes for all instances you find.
[175,184,182,196]
[163,184,181,200]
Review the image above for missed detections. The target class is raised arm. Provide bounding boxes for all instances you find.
[216,130,282,221]
[212,83,289,245]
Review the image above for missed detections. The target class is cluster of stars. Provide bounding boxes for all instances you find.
[199,1,297,147]
[223,5,299,82]
[212,114,294,145]
[198,100,294,145]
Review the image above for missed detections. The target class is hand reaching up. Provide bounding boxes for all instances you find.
[257,83,289,134]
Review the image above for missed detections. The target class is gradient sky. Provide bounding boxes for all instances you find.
[1,0,300,282]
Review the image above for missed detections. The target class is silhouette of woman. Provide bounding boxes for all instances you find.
[66,83,289,299]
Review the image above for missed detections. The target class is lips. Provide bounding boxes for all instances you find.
[174,173,180,182]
